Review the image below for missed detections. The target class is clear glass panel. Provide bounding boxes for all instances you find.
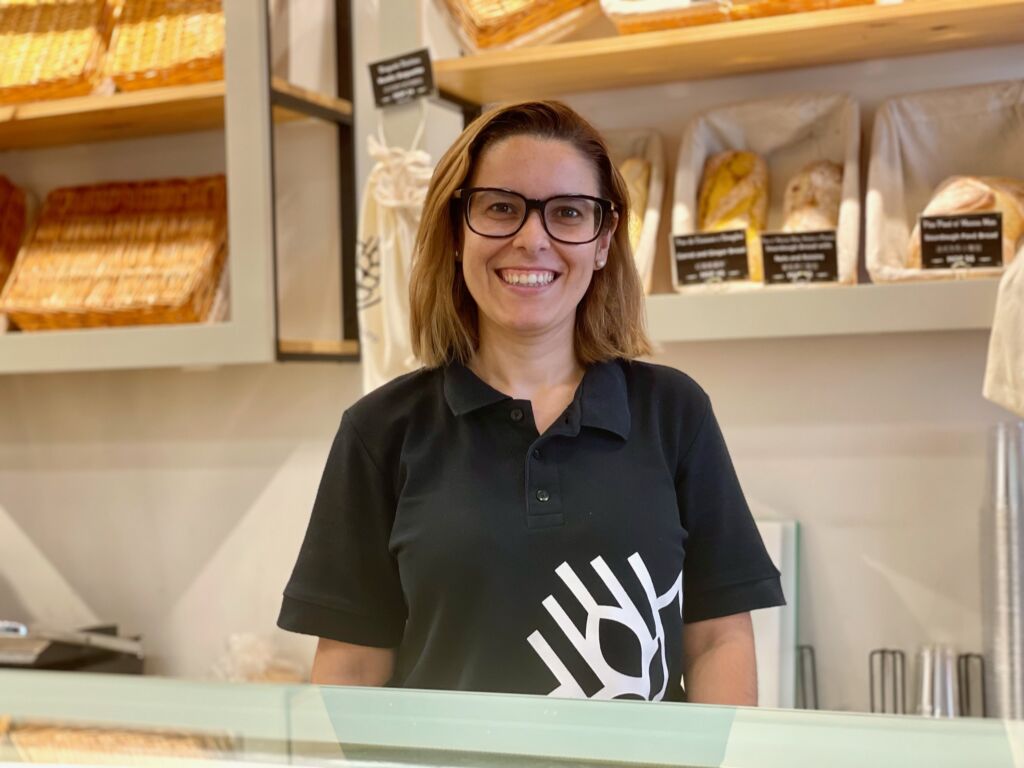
[0,671,1020,767]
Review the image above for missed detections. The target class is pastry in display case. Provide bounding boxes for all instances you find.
[0,175,228,331]
[673,92,860,290]
[867,79,1024,282]
[601,0,876,35]
[2,721,235,764]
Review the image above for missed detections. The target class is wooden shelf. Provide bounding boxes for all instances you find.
[0,321,274,375]
[434,0,1024,104]
[0,77,352,150]
[645,279,999,343]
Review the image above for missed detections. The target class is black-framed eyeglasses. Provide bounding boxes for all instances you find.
[454,187,614,245]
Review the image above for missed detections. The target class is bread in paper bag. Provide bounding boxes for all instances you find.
[782,160,843,233]
[697,150,768,282]
[618,156,651,255]
[907,176,1024,269]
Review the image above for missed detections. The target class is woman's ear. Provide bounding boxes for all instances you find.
[595,211,619,268]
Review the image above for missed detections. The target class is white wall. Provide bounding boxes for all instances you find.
[0,3,1020,715]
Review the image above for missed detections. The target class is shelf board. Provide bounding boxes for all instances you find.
[434,0,1024,104]
[645,279,999,343]
[0,280,996,373]
[0,78,352,150]
[0,321,274,375]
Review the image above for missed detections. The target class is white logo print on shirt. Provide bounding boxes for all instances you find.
[527,553,683,700]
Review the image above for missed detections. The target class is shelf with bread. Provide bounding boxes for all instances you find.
[433,0,1024,105]
[644,278,998,342]
[0,1,359,374]
[0,5,255,374]
[0,78,352,151]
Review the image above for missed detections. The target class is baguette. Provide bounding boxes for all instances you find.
[698,150,768,282]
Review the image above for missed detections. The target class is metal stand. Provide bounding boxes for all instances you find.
[268,0,359,363]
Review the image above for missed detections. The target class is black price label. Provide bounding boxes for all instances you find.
[674,230,750,285]
[920,212,1003,269]
[762,230,839,284]
[368,48,434,108]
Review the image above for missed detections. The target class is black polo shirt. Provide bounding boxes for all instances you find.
[278,359,784,701]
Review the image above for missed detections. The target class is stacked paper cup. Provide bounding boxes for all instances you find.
[981,422,1024,718]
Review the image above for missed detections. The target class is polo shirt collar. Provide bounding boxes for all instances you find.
[444,359,630,440]
[444,361,510,416]
[579,359,630,440]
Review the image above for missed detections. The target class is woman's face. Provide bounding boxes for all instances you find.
[460,135,615,348]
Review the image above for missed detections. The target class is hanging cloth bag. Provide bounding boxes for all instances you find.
[357,121,433,393]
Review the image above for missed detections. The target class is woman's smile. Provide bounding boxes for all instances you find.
[496,268,560,288]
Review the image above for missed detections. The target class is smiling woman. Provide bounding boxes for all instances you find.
[278,100,785,705]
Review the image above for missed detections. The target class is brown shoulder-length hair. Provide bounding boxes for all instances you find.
[409,99,653,367]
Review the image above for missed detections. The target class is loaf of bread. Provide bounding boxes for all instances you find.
[907,175,1024,268]
[697,150,768,282]
[783,160,843,233]
[618,156,650,255]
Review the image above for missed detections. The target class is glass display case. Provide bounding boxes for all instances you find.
[0,669,1021,767]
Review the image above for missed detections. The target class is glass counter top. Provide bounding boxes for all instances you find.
[0,670,1021,767]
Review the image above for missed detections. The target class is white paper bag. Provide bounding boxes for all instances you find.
[673,92,860,292]
[604,128,665,295]
[866,80,1024,283]
[984,254,1024,418]
[357,131,433,394]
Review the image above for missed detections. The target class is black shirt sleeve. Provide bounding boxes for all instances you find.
[676,395,785,624]
[277,413,406,647]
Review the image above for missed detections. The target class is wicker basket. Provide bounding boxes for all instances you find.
[439,0,598,51]
[0,176,27,293]
[0,175,228,330]
[104,0,223,91]
[7,721,235,764]
[0,0,113,105]
[602,0,875,34]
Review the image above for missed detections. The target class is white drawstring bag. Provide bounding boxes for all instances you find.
[984,254,1024,417]
[357,122,433,394]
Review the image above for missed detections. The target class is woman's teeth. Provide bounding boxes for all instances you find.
[499,270,555,286]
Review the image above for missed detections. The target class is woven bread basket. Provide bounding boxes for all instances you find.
[0,0,113,104]
[0,176,27,294]
[602,0,874,34]
[104,0,223,91]
[439,0,597,51]
[0,175,227,330]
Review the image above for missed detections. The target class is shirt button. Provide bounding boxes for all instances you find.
[510,408,524,423]
[532,448,542,460]
[536,489,550,502]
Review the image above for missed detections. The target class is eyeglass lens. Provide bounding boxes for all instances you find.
[466,190,602,244]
